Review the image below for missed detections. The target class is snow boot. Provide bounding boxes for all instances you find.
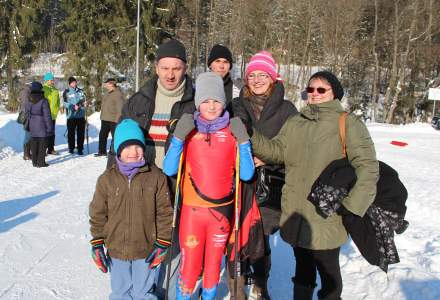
[292,277,315,300]
[176,276,191,300]
[23,143,31,160]
[201,285,217,300]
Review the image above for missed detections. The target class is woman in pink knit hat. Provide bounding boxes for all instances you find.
[229,51,298,300]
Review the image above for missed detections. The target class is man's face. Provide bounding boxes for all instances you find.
[155,57,186,91]
[69,81,77,88]
[46,80,54,86]
[210,58,231,78]
[104,82,115,92]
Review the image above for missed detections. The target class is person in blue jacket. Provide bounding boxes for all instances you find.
[63,77,86,155]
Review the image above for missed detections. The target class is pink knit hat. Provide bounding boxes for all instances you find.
[245,51,278,82]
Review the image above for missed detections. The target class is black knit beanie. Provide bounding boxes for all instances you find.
[309,71,344,100]
[208,44,233,67]
[156,39,187,63]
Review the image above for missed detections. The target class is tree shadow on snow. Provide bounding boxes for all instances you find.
[0,191,59,233]
[400,279,440,300]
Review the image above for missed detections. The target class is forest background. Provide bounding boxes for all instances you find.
[1,0,440,124]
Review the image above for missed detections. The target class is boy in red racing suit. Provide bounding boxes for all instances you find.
[163,72,254,299]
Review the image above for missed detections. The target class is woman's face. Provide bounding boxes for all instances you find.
[307,78,335,104]
[247,71,273,95]
[120,145,144,163]
[199,99,224,121]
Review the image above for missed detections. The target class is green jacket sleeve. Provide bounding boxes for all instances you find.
[89,174,109,239]
[343,116,379,217]
[251,120,290,165]
[155,172,173,242]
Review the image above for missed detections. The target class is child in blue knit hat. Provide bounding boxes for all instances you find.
[89,118,173,299]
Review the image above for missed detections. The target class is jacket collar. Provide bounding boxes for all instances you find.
[239,81,285,123]
[110,161,151,174]
[140,74,194,103]
[301,99,345,121]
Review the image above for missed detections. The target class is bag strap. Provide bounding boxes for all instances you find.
[338,112,348,158]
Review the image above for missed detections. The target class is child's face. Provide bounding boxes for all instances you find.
[199,99,224,121]
[120,145,144,163]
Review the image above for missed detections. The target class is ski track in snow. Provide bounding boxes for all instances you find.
[1,114,440,299]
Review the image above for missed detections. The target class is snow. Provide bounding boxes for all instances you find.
[1,114,440,299]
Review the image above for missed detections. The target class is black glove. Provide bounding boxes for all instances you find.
[173,113,195,141]
[229,117,250,144]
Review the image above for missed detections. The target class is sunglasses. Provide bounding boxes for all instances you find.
[306,87,331,94]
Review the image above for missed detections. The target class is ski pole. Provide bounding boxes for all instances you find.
[85,108,89,154]
[233,147,240,298]
[165,151,184,300]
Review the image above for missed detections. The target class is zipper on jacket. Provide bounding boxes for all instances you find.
[126,178,132,258]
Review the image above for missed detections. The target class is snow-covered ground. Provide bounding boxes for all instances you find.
[0,113,439,299]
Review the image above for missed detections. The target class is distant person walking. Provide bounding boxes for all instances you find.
[42,72,62,155]
[63,76,86,155]
[25,82,54,168]
[95,78,125,157]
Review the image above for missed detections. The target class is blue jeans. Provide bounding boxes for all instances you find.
[109,258,158,300]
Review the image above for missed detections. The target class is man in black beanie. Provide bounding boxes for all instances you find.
[208,44,241,105]
[114,39,195,168]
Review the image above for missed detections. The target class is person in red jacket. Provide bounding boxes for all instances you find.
[163,72,254,300]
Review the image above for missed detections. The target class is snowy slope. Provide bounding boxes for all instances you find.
[0,114,439,300]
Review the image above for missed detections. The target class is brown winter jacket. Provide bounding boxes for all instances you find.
[89,163,173,260]
[100,87,125,123]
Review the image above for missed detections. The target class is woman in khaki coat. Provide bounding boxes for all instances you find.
[250,71,379,300]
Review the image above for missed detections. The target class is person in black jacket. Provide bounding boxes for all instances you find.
[208,44,241,105]
[25,82,54,168]
[231,51,298,300]
[108,39,195,169]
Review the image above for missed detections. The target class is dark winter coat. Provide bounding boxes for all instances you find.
[341,161,408,272]
[19,85,31,113]
[119,74,195,164]
[232,82,298,235]
[25,92,54,138]
[89,163,173,261]
[251,100,379,249]
[223,73,242,105]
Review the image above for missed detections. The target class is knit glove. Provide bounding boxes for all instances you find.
[145,239,171,269]
[90,238,110,273]
[229,117,250,144]
[173,113,195,141]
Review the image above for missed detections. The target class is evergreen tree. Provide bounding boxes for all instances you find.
[0,0,47,111]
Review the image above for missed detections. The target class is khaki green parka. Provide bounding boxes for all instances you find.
[251,100,379,250]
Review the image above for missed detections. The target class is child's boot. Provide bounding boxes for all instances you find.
[201,285,217,300]
[176,277,192,300]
